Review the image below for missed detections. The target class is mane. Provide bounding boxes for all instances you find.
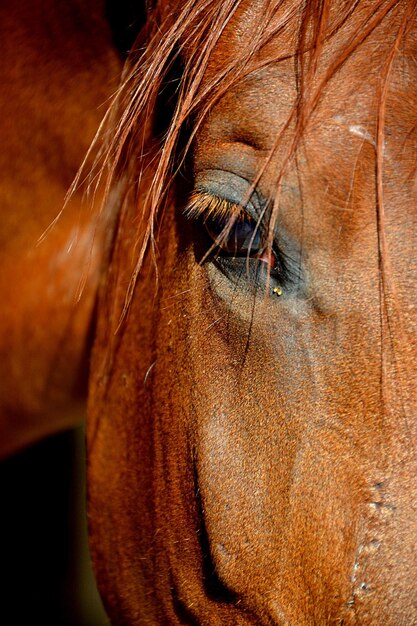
[84,0,415,389]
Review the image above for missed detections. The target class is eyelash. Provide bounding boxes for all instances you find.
[185,190,271,259]
[185,190,246,222]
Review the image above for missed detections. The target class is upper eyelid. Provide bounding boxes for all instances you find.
[185,183,273,228]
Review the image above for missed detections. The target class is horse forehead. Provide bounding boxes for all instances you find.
[193,6,416,238]
[193,0,417,139]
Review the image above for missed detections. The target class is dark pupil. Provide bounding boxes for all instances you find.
[205,214,261,256]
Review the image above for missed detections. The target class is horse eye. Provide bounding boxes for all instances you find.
[204,213,262,257]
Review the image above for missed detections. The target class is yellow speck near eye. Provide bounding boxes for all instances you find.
[273,286,282,296]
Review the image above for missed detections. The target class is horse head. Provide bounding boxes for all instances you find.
[87,1,417,623]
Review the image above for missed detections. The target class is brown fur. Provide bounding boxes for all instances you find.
[0,0,121,456]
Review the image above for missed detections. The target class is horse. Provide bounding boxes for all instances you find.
[1,0,416,624]
[0,0,120,457]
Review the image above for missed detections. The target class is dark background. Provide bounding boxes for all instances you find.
[0,427,108,626]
